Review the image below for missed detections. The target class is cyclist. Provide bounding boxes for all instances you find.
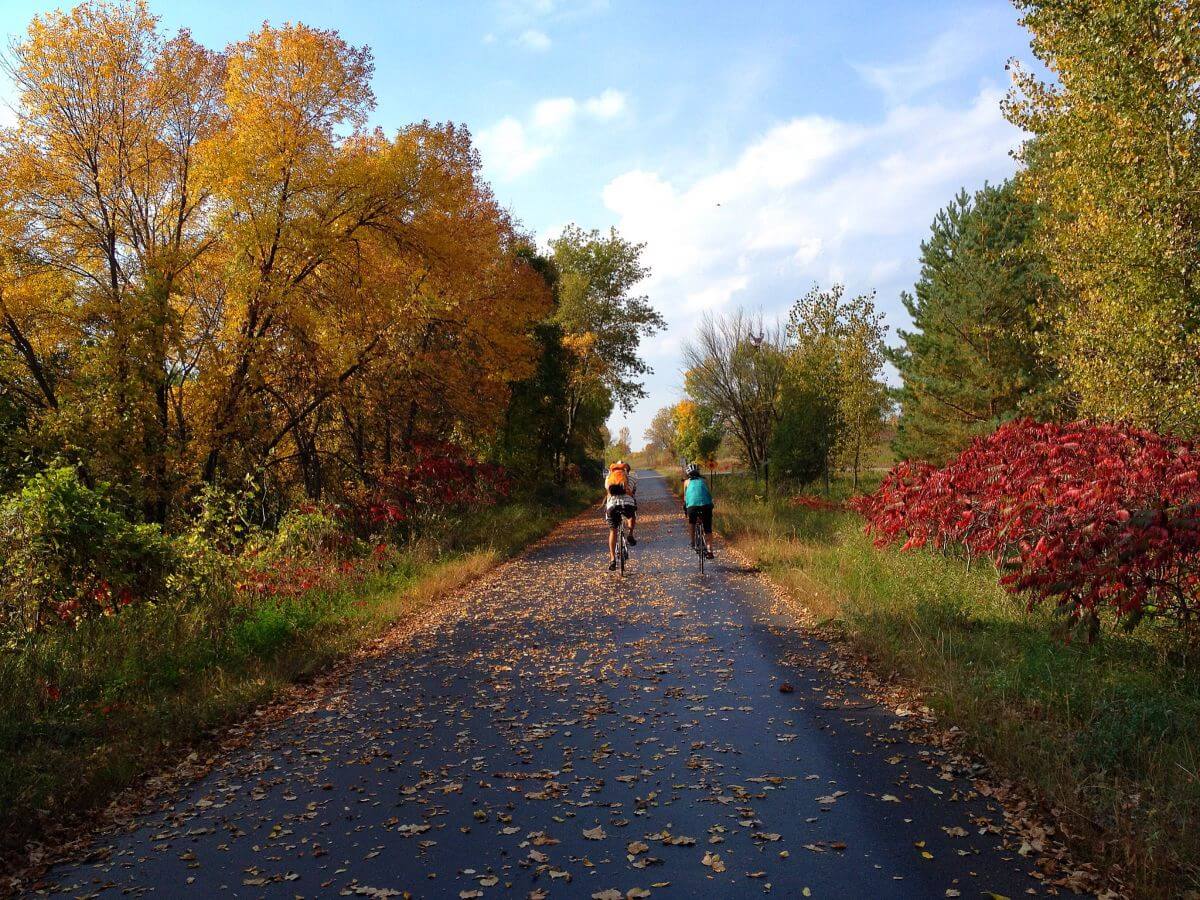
[605,460,638,570]
[683,463,715,559]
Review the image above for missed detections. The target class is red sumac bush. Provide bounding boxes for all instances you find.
[347,440,510,535]
[852,419,1200,636]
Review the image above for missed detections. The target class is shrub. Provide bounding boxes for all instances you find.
[0,466,174,637]
[347,439,510,537]
[261,508,350,559]
[853,419,1200,637]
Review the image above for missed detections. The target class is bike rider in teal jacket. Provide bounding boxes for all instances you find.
[683,463,715,559]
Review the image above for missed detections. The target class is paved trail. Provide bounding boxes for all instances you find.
[36,473,1046,899]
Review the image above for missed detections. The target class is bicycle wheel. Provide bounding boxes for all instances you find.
[619,523,627,576]
[695,522,704,574]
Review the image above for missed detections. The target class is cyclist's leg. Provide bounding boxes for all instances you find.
[702,505,715,553]
[605,506,619,561]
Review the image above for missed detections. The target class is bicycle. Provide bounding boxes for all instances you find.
[616,514,630,576]
[691,516,705,573]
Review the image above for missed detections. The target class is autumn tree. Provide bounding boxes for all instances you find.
[605,426,633,464]
[671,400,723,467]
[549,225,663,469]
[643,405,677,460]
[1005,0,1200,434]
[0,0,224,518]
[0,1,552,516]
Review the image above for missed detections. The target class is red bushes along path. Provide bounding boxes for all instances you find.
[349,439,510,530]
[852,419,1200,635]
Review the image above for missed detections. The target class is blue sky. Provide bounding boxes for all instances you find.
[0,0,1037,448]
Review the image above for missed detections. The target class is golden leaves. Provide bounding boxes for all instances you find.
[0,1,550,510]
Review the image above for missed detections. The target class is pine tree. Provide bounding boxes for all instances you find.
[888,181,1059,464]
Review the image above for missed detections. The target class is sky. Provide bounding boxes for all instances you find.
[0,0,1038,449]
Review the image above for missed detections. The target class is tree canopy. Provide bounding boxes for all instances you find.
[1005,0,1200,435]
[0,0,630,523]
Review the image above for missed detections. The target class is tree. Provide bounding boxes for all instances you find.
[0,1,553,517]
[1005,0,1200,435]
[549,225,663,463]
[787,284,888,490]
[0,0,224,518]
[681,311,785,477]
[643,406,677,460]
[496,322,572,476]
[770,374,836,487]
[671,400,722,467]
[605,426,633,464]
[889,181,1061,464]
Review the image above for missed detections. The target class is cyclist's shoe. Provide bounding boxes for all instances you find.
[705,550,715,559]
[627,535,637,546]
[608,559,617,571]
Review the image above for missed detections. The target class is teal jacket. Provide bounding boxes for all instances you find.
[684,477,713,508]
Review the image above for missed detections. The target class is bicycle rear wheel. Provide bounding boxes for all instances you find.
[695,522,704,573]
[619,523,627,576]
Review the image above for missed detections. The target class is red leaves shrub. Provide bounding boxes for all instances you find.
[852,419,1200,635]
[348,439,510,535]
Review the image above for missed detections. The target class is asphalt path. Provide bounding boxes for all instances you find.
[34,472,1047,899]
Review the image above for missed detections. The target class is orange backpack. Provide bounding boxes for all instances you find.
[605,465,628,496]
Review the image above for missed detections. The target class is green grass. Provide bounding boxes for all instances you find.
[0,483,593,864]
[668,471,1200,897]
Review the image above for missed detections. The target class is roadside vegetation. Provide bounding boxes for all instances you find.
[0,463,593,860]
[662,469,1199,896]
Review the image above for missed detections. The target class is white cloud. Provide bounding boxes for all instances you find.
[853,8,1014,105]
[478,88,628,181]
[532,96,577,132]
[517,28,552,51]
[686,275,749,312]
[475,117,552,180]
[584,88,626,119]
[602,86,1022,421]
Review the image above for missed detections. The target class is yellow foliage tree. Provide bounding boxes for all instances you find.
[0,1,551,516]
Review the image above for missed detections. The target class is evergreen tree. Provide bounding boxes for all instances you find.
[888,181,1059,464]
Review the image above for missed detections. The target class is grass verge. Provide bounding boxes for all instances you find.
[0,483,593,865]
[664,470,1200,897]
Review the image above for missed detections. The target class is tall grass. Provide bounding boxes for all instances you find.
[677,472,1200,897]
[0,483,593,863]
